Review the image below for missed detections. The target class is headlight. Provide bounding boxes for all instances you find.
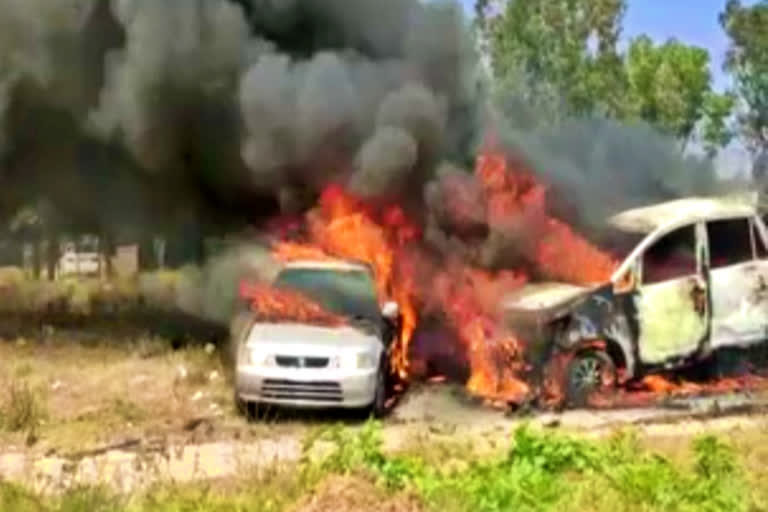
[324,352,378,369]
[355,352,377,370]
[249,348,275,367]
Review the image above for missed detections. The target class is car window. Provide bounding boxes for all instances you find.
[273,268,380,320]
[707,218,753,269]
[642,224,697,285]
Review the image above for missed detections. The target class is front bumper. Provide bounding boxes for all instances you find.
[235,365,378,409]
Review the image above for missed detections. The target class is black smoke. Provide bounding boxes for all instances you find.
[0,0,477,258]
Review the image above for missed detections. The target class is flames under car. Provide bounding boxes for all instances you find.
[501,194,768,406]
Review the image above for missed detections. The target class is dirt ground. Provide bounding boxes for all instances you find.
[3,335,768,493]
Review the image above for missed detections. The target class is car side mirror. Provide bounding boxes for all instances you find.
[381,301,399,320]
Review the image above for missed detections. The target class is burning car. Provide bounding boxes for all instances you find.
[233,259,400,417]
[503,194,768,406]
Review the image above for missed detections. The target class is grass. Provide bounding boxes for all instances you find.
[0,380,48,437]
[1,422,764,512]
[0,338,236,451]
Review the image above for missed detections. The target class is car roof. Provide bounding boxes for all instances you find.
[280,259,373,273]
[607,193,758,234]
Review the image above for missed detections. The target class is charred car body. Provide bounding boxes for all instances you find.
[503,194,768,406]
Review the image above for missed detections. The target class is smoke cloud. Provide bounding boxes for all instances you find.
[0,0,475,236]
[0,0,738,277]
[88,0,250,171]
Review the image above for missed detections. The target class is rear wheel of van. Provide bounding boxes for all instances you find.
[566,350,616,408]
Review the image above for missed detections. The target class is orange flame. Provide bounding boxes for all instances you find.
[240,281,346,326]
[433,264,530,403]
[246,133,624,406]
[271,184,419,380]
[476,140,617,285]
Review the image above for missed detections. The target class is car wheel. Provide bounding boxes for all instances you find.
[364,364,388,419]
[566,350,616,408]
[234,390,250,417]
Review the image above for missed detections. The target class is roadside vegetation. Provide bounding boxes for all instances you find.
[2,421,766,512]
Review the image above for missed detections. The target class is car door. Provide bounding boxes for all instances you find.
[707,216,768,349]
[634,222,709,365]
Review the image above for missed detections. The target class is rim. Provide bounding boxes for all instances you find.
[570,356,603,391]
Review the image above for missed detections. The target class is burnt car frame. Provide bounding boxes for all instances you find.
[503,194,768,406]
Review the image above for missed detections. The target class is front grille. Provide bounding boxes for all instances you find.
[261,379,342,402]
[275,356,329,369]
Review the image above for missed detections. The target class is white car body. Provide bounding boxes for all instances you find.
[234,260,396,411]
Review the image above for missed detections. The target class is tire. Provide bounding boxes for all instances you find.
[363,364,388,419]
[234,389,250,418]
[565,350,616,408]
[234,390,268,421]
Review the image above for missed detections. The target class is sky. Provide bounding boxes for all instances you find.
[458,0,755,91]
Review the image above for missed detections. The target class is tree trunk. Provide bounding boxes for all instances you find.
[102,231,115,279]
[46,234,58,281]
[32,237,42,279]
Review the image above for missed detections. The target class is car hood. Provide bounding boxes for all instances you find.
[246,322,381,353]
[501,282,593,320]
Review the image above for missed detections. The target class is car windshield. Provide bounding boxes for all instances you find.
[273,267,380,321]
[592,225,647,262]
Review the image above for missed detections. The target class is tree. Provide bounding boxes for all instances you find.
[720,0,768,158]
[477,0,628,121]
[478,1,733,156]
[625,35,734,152]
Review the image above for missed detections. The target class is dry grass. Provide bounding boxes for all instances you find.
[0,337,240,452]
[0,380,47,436]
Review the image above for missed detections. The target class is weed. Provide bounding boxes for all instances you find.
[0,480,45,512]
[56,486,121,512]
[14,362,32,378]
[303,421,755,512]
[1,380,47,434]
[111,398,147,424]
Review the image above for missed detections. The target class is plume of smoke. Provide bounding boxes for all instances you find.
[422,107,736,275]
[88,0,250,171]
[0,0,93,155]
[496,115,724,233]
[200,241,279,324]
[238,0,473,204]
[348,126,418,197]
[239,51,392,191]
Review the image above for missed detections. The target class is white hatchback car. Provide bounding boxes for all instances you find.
[233,259,399,417]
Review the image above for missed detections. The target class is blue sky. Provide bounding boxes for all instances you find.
[458,0,756,91]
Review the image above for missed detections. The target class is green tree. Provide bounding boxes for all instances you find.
[625,35,734,152]
[478,0,733,156]
[720,0,768,155]
[478,0,628,121]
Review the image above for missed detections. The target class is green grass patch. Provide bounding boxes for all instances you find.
[304,422,751,512]
[0,423,761,511]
